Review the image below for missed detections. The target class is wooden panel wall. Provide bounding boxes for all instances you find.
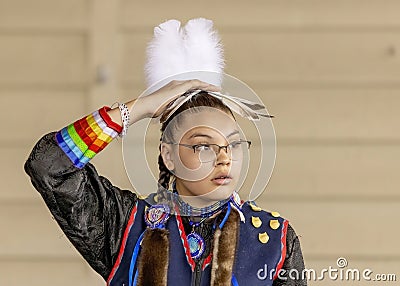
[1,0,399,284]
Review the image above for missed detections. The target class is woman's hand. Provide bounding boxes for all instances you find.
[137,79,221,119]
[107,79,221,127]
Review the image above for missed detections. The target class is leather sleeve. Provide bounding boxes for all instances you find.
[24,132,137,280]
[273,224,307,286]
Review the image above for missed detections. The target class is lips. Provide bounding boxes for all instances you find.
[212,173,232,185]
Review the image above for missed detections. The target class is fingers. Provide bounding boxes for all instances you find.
[176,79,222,93]
[203,84,222,92]
[147,79,222,118]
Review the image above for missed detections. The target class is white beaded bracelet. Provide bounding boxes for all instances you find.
[118,103,130,137]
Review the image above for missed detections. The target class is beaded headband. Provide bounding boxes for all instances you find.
[159,89,274,124]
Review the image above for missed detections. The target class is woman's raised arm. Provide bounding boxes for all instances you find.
[24,109,136,279]
[24,79,221,279]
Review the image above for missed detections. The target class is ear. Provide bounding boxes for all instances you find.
[160,143,175,171]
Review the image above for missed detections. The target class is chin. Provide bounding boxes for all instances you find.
[203,185,235,202]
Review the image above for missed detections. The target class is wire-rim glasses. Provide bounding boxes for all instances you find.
[165,140,251,163]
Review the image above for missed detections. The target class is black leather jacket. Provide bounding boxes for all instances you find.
[24,132,307,285]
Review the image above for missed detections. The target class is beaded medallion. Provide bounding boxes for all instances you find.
[144,204,170,229]
[187,232,205,259]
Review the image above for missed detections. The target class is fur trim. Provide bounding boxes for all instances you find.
[210,208,240,285]
[136,228,169,286]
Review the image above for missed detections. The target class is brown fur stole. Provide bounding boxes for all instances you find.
[136,228,169,286]
[210,208,240,286]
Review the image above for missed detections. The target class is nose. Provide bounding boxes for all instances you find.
[215,147,231,166]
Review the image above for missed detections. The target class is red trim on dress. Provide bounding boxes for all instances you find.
[202,253,213,270]
[107,202,138,285]
[273,219,289,280]
[174,206,196,272]
[174,206,213,272]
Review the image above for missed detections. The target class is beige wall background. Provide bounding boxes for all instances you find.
[1,0,399,285]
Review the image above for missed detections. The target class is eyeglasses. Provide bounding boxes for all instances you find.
[165,140,251,163]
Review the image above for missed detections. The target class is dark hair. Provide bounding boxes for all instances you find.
[156,90,234,201]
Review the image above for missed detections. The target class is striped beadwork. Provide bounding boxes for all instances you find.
[55,106,122,169]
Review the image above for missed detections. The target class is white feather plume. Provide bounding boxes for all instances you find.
[144,19,186,88]
[144,18,225,88]
[183,18,225,82]
[145,18,273,122]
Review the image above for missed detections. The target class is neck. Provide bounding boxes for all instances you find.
[173,180,229,208]
[169,182,232,218]
[177,194,216,208]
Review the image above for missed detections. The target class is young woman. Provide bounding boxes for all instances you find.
[25,80,305,285]
[24,79,307,286]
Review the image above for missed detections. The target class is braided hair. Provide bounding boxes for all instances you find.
[157,143,172,202]
[156,90,234,202]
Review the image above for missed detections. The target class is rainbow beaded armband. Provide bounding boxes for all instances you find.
[55,106,123,169]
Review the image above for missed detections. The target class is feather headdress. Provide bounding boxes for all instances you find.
[144,18,273,121]
[145,18,224,87]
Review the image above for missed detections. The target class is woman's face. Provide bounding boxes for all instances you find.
[161,108,244,207]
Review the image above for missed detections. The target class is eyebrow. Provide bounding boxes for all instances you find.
[188,130,240,140]
[227,130,240,138]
